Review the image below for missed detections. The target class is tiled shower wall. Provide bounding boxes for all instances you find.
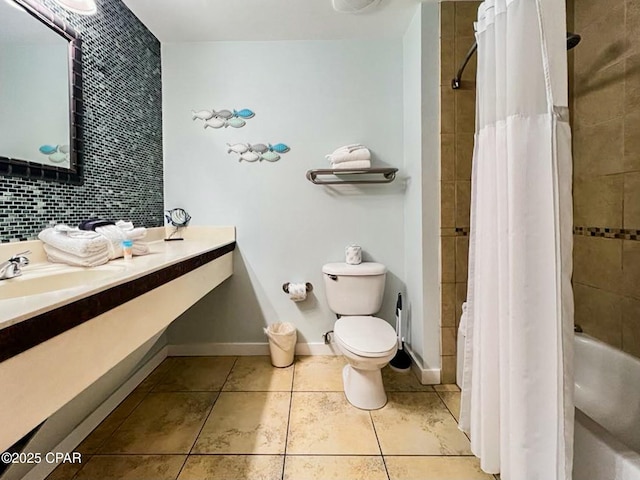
[571,0,640,358]
[0,0,163,242]
[439,1,479,383]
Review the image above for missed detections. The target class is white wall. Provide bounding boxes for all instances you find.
[420,2,443,372]
[163,39,406,346]
[402,8,425,362]
[402,3,442,375]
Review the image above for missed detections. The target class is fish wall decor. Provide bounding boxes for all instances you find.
[225,118,246,129]
[239,151,260,162]
[227,142,290,163]
[191,107,255,130]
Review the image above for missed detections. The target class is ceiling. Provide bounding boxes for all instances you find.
[121,0,421,42]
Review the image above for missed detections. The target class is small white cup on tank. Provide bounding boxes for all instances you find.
[345,244,362,265]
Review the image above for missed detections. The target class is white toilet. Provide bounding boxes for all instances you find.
[322,262,398,410]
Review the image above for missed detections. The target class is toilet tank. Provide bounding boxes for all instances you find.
[322,262,386,315]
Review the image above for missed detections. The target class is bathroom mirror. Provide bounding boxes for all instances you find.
[0,0,83,184]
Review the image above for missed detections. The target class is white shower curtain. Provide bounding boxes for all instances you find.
[458,0,574,479]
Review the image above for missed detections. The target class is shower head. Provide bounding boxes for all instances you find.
[567,32,581,50]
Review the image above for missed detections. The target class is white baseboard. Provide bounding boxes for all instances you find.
[295,342,341,355]
[404,344,441,385]
[168,342,340,357]
[168,343,439,382]
[168,342,269,356]
[24,347,169,480]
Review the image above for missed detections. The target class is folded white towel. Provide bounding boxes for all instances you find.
[331,159,371,169]
[331,144,365,155]
[115,220,134,230]
[39,228,110,257]
[127,227,147,241]
[114,220,147,241]
[95,224,149,259]
[132,242,150,256]
[53,224,102,239]
[95,224,127,259]
[43,244,110,267]
[326,148,371,165]
[40,221,149,266]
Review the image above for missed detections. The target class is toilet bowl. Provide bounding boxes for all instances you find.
[334,315,398,410]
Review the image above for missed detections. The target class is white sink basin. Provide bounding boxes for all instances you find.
[0,267,124,300]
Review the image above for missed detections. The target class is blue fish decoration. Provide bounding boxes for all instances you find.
[269,143,290,154]
[233,108,255,119]
[39,145,58,155]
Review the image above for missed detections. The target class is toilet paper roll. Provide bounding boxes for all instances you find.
[288,282,307,302]
[345,244,362,265]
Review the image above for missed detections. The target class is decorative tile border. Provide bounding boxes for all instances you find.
[573,226,640,241]
[440,227,470,237]
[444,227,640,241]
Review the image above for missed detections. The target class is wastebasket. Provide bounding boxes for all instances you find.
[264,322,297,367]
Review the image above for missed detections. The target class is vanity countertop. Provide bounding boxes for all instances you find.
[0,226,236,331]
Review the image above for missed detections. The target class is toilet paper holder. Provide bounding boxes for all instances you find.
[282,282,313,294]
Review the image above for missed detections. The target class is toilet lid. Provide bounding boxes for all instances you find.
[334,316,397,357]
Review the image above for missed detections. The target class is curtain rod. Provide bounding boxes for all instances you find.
[451,33,581,90]
[451,41,477,90]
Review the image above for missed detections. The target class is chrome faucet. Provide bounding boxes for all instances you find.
[0,251,31,280]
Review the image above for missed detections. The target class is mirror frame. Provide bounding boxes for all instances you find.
[0,0,83,185]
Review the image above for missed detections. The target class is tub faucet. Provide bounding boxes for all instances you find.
[0,251,31,280]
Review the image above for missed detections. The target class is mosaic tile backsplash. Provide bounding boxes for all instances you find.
[0,0,163,242]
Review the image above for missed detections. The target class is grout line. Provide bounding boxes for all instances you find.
[369,411,391,480]
[434,390,470,442]
[148,357,175,394]
[289,389,343,393]
[281,360,296,480]
[434,391,458,422]
[173,454,190,480]
[163,389,296,393]
[175,356,238,480]
[88,384,152,456]
[174,357,238,479]
[68,454,92,480]
[64,358,174,476]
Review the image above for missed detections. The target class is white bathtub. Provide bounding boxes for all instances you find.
[574,333,640,480]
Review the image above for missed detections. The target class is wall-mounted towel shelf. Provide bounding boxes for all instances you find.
[306,167,398,185]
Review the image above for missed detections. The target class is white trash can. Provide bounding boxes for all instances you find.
[264,322,297,367]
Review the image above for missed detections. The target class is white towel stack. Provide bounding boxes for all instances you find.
[326,144,371,169]
[38,220,149,267]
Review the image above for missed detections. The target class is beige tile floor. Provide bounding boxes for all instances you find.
[48,356,497,480]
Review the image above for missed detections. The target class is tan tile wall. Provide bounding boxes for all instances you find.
[572,0,640,358]
[440,1,480,383]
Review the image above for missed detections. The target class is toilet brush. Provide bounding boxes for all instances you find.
[390,293,412,372]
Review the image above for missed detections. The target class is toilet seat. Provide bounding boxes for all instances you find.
[334,316,397,358]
